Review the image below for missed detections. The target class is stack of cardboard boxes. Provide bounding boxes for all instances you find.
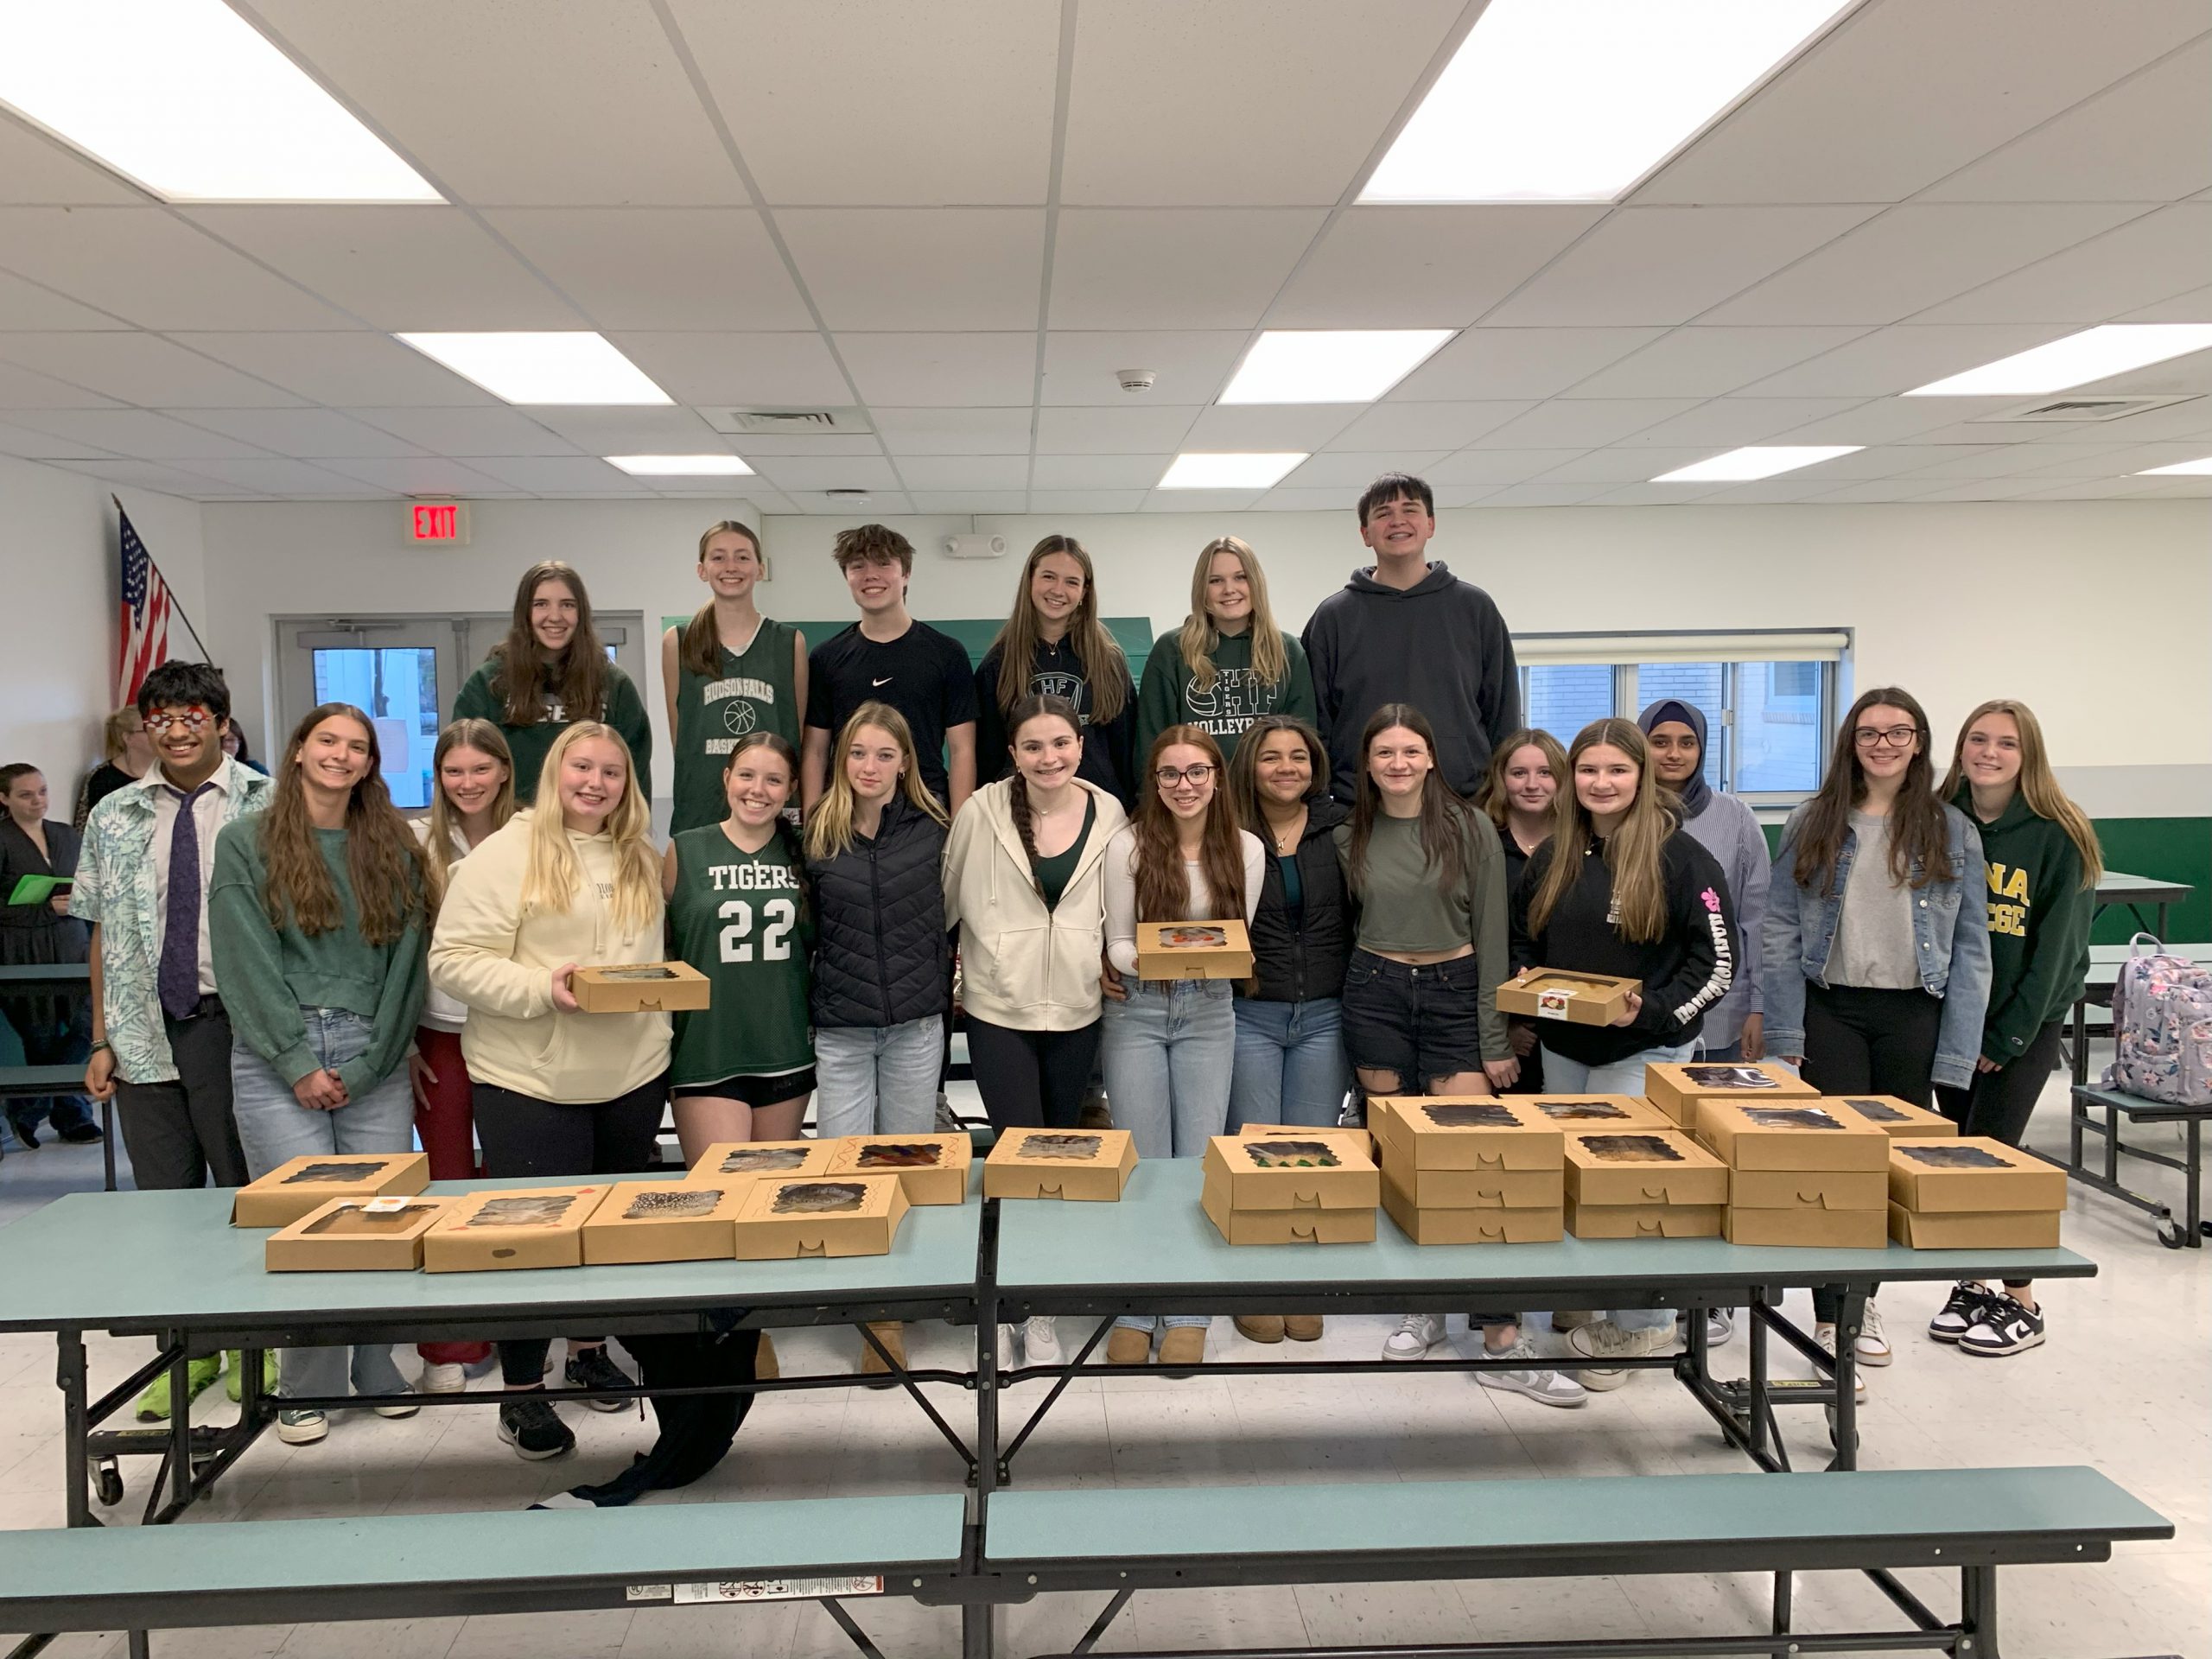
[1200,1132,1378,1244]
[1700,1100,1891,1248]
[1370,1096,1565,1244]
[1562,1124,1731,1239]
[1644,1061,1819,1137]
[1887,1137,2068,1247]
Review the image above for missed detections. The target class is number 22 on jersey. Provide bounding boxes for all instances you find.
[718,897,797,963]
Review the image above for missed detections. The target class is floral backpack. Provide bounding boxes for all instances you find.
[2103,935,2212,1106]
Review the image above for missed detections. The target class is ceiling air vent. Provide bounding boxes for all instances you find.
[701,406,874,435]
[1979,394,2198,424]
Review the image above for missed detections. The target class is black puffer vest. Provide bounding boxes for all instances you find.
[1246,796,1353,1005]
[806,795,951,1028]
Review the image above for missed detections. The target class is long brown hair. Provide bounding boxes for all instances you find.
[986,535,1130,726]
[677,520,766,680]
[1526,719,1673,944]
[257,703,433,945]
[805,701,948,861]
[1131,726,1246,925]
[1938,698,2102,887]
[1175,536,1289,696]
[1224,714,1327,836]
[492,561,609,728]
[1791,686,1953,893]
[521,722,659,937]
[423,718,515,893]
[718,730,809,918]
[1004,694,1084,886]
[1345,704,1482,898]
[1476,728,1569,832]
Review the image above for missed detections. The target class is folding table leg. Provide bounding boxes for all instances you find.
[1771,1569,1793,1636]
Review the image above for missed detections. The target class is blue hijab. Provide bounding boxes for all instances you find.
[1637,698,1712,819]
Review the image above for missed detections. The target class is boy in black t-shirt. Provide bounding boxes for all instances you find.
[802,524,977,814]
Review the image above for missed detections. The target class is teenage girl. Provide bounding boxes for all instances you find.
[1135,537,1317,765]
[975,535,1136,805]
[1474,728,1567,1096]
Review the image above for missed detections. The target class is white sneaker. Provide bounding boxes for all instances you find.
[1478,1337,1587,1408]
[1022,1316,1063,1367]
[1815,1325,1870,1400]
[1564,1320,1675,1391]
[1382,1313,1445,1361]
[1853,1300,1892,1367]
[995,1323,1017,1374]
[372,1389,419,1420]
[419,1362,466,1394]
[1678,1308,1734,1347]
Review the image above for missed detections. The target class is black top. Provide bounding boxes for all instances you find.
[804,794,951,1030]
[974,638,1137,808]
[77,763,137,829]
[806,620,978,808]
[0,818,89,1029]
[1244,796,1353,1006]
[1029,795,1097,911]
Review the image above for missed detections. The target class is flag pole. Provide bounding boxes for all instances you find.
[113,495,213,664]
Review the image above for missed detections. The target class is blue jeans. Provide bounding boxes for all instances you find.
[1228,998,1351,1130]
[232,1008,416,1406]
[1540,1039,1694,1335]
[813,1016,943,1138]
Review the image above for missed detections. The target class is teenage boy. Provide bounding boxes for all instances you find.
[73,660,273,1420]
[1303,474,1520,801]
[802,524,977,816]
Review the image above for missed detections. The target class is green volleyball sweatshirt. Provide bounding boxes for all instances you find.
[1954,782,2093,1065]
[1134,626,1317,765]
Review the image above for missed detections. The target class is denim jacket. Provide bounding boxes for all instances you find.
[1760,803,1991,1091]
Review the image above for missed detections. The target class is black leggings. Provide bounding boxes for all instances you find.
[1936,1020,2063,1292]
[965,1015,1100,1131]
[474,1074,668,1387]
[1802,985,1942,1325]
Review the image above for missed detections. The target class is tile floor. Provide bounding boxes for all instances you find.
[0,1075,2204,1659]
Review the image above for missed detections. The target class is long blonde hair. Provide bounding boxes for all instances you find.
[423,719,516,893]
[521,722,660,937]
[1527,719,1674,944]
[1939,699,2102,887]
[986,535,1130,725]
[1176,536,1288,696]
[805,701,949,861]
[677,520,766,680]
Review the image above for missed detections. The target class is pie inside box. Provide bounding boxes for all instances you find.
[1200,1135,1379,1211]
[582,1180,748,1264]
[571,960,711,1014]
[683,1139,840,1185]
[265,1195,453,1271]
[1370,1096,1564,1171]
[1887,1137,2067,1213]
[824,1132,972,1205]
[1380,1171,1563,1243]
[423,1185,601,1272]
[1495,969,1638,1027]
[1565,1197,1724,1240]
[232,1151,429,1228]
[1239,1122,1378,1162]
[1133,918,1253,981]
[1697,1100,1891,1173]
[1563,1129,1729,1207]
[1522,1095,1673,1130]
[732,1173,908,1259]
[1644,1062,1817,1129]
[1826,1096,1959,1139]
[983,1127,1137,1200]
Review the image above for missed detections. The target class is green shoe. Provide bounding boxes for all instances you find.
[135,1356,223,1422]
[225,1350,277,1405]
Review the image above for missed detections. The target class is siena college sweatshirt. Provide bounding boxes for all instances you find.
[1954,783,2093,1065]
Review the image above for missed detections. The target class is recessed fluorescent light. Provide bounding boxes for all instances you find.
[1904,325,2212,397]
[2137,456,2212,476]
[0,0,441,203]
[397,334,672,406]
[607,454,755,477]
[1653,445,1862,483]
[1362,0,1853,203]
[1218,331,1457,404]
[1158,453,1307,490]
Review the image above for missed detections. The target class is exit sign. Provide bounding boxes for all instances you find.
[407,502,469,545]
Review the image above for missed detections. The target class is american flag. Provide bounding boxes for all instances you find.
[116,507,175,706]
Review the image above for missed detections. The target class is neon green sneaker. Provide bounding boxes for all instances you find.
[135,1355,224,1421]
[225,1350,277,1405]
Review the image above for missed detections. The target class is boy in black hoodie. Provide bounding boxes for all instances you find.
[1303,474,1520,801]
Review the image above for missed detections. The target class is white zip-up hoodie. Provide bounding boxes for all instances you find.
[428,810,670,1102]
[943,777,1128,1032]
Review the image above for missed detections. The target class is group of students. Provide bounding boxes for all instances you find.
[22,470,2101,1499]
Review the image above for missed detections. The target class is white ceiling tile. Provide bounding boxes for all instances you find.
[2122,282,2212,322]
[1568,328,1873,397]
[1997,442,2142,477]
[1616,397,1867,448]
[0,119,143,205]
[835,333,1038,406]
[1040,332,1251,406]
[1586,483,1722,507]
[1139,489,1267,512]
[871,408,1036,456]
[2082,439,2212,473]
[888,456,1031,491]
[719,434,883,459]
[1024,490,1148,513]
[1050,211,1326,329]
[1908,477,2060,502]
[169,333,481,406]
[173,408,429,459]
[747,455,902,493]
[1734,325,2066,397]
[0,269,129,331]
[0,209,350,330]
[0,334,305,407]
[348,408,582,457]
[1430,485,1502,508]
[909,491,1033,514]
[1694,477,1862,504]
[184,207,580,332]
[1535,448,1720,485]
[1485,207,1879,327]
[779,210,1046,331]
[1427,450,1592,486]
[1767,397,2019,445]
[2012,476,2182,500]
[1471,484,1611,508]
[169,458,386,495]
[1181,405,1360,450]
[0,359,123,409]
[1700,205,2147,326]
[1389,328,1667,401]
[1637,0,2208,204]
[788,491,913,516]
[1031,454,1176,489]
[1892,417,2104,446]
[1891,445,2035,478]
[2071,346,2212,402]
[1810,479,1955,504]
[1325,401,1534,450]
[482,209,814,331]
[319,458,517,497]
[1251,488,1353,512]
[250,0,747,205]
[1780,443,1974,479]
[1033,405,1201,455]
[0,418,111,457]
[671,1,1058,206]
[607,333,851,408]
[1911,207,2212,326]
[1060,0,1462,206]
[1470,399,1700,449]
[1278,452,1449,490]
[12,410,273,460]
[459,456,651,493]
[2037,400,2212,443]
[45,457,257,497]
[519,407,727,450]
[1269,207,1602,328]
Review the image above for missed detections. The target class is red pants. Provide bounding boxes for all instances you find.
[413,1026,491,1369]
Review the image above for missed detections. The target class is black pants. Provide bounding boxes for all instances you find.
[557,1326,761,1507]
[114,1001,247,1190]
[1936,1020,2063,1292]
[474,1073,668,1387]
[1802,984,1942,1325]
[965,1015,1100,1131]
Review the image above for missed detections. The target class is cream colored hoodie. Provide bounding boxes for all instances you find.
[428,810,670,1103]
[943,777,1128,1033]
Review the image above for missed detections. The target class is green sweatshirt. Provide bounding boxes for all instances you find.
[1134,626,1317,766]
[208,820,428,1094]
[1954,782,2093,1065]
[454,657,653,806]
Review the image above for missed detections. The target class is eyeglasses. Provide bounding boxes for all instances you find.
[1852,726,1918,750]
[142,709,213,734]
[1155,764,1216,787]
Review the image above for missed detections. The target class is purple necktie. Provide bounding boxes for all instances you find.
[159,783,215,1021]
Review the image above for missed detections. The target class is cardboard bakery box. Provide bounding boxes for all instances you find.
[582,1179,749,1265]
[1888,1204,2063,1249]
[1200,1135,1380,1211]
[264,1194,453,1272]
[1697,1101,1890,1173]
[1368,1096,1563,1172]
[733,1173,909,1259]
[570,960,712,1014]
[1239,1122,1378,1162]
[1886,1137,2068,1213]
[423,1185,601,1272]
[1496,968,1639,1028]
[232,1151,430,1228]
[1564,1196,1725,1241]
[984,1127,1138,1201]
[1723,1205,1888,1248]
[1522,1095,1674,1131]
[1133,918,1254,981]
[1729,1169,1889,1211]
[1824,1096,1959,1139]
[1380,1170,1563,1244]
[1201,1173,1376,1245]
[1389,1166,1564,1210]
[1644,1061,1817,1129]
[824,1132,972,1205]
[683,1139,840,1185]
[1563,1129,1729,1208]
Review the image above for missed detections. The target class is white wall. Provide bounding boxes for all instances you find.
[0,454,207,795]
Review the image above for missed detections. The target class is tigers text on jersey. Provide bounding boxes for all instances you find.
[666,823,813,1086]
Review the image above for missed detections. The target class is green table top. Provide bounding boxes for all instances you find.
[2095,871,2191,901]
[0,1171,983,1335]
[993,1160,2093,1304]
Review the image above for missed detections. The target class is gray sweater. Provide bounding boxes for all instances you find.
[1680,792,1768,1051]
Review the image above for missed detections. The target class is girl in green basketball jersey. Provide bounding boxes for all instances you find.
[662,522,808,836]
[663,731,814,1160]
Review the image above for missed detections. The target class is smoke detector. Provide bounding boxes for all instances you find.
[1116,367,1158,392]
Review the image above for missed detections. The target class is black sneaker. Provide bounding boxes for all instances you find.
[8,1113,38,1150]
[1928,1281,1999,1344]
[1960,1293,2044,1358]
[498,1395,575,1460]
[563,1345,634,1411]
[57,1120,104,1144]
